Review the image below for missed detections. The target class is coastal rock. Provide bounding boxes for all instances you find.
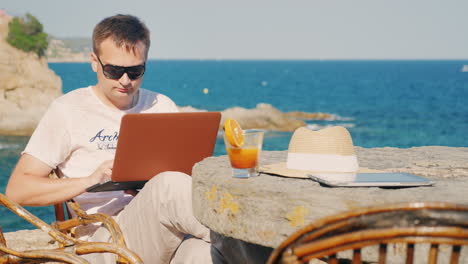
[178,105,206,113]
[285,111,335,120]
[221,103,306,131]
[179,103,330,131]
[0,14,62,136]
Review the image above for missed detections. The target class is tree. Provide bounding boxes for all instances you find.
[6,13,48,57]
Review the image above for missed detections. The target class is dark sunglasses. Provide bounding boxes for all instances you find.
[97,56,146,80]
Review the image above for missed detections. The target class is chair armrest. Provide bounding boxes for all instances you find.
[53,200,126,247]
[0,245,90,264]
[1,192,143,264]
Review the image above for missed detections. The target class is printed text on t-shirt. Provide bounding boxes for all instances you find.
[89,129,119,151]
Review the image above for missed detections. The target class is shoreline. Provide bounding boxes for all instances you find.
[0,103,336,136]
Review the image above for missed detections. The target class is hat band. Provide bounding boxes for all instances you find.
[287,153,359,172]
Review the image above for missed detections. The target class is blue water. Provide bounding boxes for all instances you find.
[1,60,468,232]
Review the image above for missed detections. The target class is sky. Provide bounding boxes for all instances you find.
[2,0,468,60]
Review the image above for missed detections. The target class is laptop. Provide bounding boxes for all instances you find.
[86,112,221,192]
[308,172,434,187]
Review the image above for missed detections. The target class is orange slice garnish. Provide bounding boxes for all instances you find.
[223,119,244,147]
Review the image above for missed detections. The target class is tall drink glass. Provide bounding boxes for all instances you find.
[224,130,264,178]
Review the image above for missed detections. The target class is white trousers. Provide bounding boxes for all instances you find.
[87,172,212,264]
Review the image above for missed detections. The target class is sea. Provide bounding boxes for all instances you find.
[1,60,468,232]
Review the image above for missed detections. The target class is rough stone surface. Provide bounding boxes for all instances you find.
[2,230,63,263]
[3,229,58,251]
[0,14,62,136]
[192,146,468,248]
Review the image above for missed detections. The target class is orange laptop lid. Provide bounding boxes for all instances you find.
[86,112,221,192]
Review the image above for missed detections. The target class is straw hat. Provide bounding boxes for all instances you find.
[261,126,372,180]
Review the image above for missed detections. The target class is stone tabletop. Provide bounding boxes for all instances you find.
[192,146,468,248]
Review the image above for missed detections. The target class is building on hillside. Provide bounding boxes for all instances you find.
[0,9,12,24]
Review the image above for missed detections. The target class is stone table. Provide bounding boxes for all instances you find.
[192,146,468,263]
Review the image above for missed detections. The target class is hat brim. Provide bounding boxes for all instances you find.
[260,162,383,179]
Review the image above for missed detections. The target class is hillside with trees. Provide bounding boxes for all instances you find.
[6,13,48,57]
[0,12,62,135]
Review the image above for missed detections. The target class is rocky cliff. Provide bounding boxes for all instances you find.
[0,14,62,136]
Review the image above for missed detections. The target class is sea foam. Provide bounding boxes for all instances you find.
[307,123,355,131]
[0,143,19,150]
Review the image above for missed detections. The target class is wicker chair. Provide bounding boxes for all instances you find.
[267,202,468,264]
[0,192,143,264]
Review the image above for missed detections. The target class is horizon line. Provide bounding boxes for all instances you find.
[147,58,468,61]
[48,58,468,63]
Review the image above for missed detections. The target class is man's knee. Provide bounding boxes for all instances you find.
[144,171,192,195]
[171,237,212,264]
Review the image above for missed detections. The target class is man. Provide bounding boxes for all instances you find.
[6,14,212,263]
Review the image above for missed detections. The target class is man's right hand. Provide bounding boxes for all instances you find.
[87,160,114,186]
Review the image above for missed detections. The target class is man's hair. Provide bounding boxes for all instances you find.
[93,14,150,57]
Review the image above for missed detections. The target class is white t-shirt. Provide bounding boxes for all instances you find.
[24,86,179,216]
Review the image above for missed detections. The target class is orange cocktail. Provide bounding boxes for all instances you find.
[223,119,264,178]
[227,148,259,169]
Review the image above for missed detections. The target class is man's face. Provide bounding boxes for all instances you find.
[91,38,147,110]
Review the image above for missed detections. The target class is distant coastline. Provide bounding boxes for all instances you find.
[46,37,91,63]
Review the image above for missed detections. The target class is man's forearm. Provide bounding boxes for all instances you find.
[6,154,95,206]
[6,174,92,206]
